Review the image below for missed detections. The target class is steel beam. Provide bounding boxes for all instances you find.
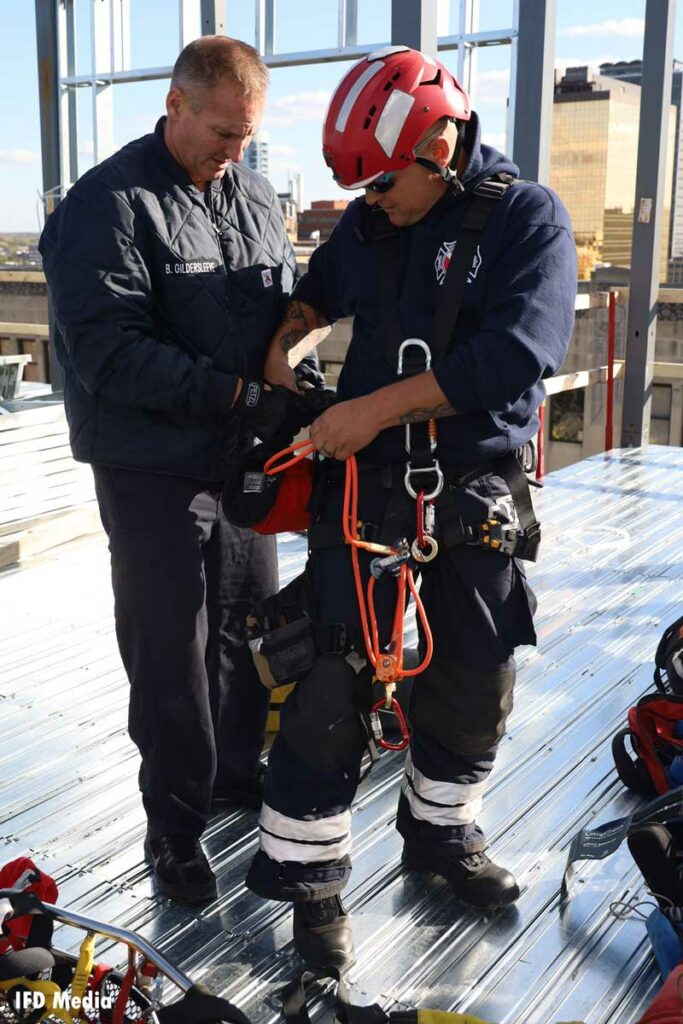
[200,0,225,35]
[621,0,676,447]
[510,0,556,183]
[180,0,200,46]
[256,0,275,55]
[35,0,62,197]
[391,0,438,54]
[338,0,358,50]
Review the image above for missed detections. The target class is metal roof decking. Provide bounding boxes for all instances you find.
[2,446,683,1022]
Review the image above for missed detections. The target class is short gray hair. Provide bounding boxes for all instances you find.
[171,36,269,100]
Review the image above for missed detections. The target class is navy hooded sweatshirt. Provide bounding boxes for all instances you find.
[293,113,578,466]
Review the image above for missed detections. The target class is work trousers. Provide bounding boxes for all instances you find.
[246,463,537,902]
[93,466,278,839]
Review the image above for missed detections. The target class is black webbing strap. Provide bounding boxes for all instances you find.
[431,175,515,361]
[156,984,253,1024]
[281,970,389,1024]
[376,174,516,371]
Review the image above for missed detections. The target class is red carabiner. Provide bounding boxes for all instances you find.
[370,696,410,751]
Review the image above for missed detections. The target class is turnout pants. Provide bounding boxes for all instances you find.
[93,466,278,839]
[246,463,537,902]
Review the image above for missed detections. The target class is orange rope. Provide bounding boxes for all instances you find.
[265,441,434,685]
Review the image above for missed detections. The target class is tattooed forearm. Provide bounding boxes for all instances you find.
[278,300,330,355]
[399,402,456,425]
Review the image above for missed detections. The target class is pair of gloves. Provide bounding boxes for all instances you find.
[234,366,335,451]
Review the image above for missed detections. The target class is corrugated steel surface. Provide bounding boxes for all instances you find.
[2,446,683,1023]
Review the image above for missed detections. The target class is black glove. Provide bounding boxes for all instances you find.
[294,360,326,392]
[234,380,299,444]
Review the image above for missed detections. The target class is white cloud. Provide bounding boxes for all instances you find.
[264,90,331,129]
[473,69,509,105]
[269,159,301,175]
[481,131,506,152]
[0,148,39,165]
[270,142,297,158]
[561,17,644,39]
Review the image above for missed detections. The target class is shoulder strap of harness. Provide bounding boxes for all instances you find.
[371,173,517,371]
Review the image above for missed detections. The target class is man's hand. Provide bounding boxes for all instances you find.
[310,396,383,461]
[234,379,297,442]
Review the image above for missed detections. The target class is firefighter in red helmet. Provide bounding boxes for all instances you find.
[245,46,577,971]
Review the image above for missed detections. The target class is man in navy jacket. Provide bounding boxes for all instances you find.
[39,36,312,904]
[246,47,577,970]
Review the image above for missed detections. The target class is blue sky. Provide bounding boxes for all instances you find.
[1,0,682,232]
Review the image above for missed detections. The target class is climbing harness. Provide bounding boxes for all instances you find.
[264,425,434,752]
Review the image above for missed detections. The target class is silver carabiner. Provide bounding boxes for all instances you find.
[404,462,444,501]
[397,338,432,376]
[411,535,439,563]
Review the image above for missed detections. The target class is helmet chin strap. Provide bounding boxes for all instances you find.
[414,119,467,193]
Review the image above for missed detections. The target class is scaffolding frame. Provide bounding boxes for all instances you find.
[35,0,558,198]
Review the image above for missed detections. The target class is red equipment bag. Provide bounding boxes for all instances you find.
[613,694,683,796]
[222,443,313,535]
[252,457,312,535]
[638,962,683,1022]
[0,857,58,953]
[655,615,683,696]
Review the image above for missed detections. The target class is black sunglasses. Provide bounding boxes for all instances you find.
[365,172,396,194]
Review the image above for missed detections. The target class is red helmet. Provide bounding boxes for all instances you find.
[323,46,470,189]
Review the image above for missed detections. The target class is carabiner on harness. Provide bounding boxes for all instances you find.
[411,490,438,563]
[398,339,444,501]
[370,695,410,751]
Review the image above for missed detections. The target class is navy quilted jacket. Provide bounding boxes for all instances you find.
[39,117,298,480]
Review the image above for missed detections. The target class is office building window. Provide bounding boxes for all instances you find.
[550,390,585,443]
[650,383,672,445]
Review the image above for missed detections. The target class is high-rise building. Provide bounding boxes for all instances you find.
[601,59,683,261]
[245,132,269,177]
[550,66,676,284]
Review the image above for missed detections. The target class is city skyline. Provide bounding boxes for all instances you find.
[1,1,683,231]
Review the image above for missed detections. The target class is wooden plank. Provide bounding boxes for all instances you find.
[21,340,48,383]
[0,506,102,568]
[0,323,50,339]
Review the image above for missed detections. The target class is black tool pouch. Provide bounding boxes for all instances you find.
[247,572,317,689]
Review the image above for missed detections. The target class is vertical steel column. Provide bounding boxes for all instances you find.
[35,0,65,391]
[35,0,62,198]
[510,0,556,183]
[390,0,438,53]
[200,0,226,34]
[605,291,616,452]
[621,0,676,448]
[456,0,479,105]
[180,0,200,46]
[256,0,275,54]
[338,0,358,50]
[91,0,114,164]
[61,0,78,185]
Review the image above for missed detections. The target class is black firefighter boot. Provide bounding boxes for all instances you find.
[402,843,520,911]
[292,896,355,972]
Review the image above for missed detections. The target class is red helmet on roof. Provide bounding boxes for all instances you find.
[323,45,470,189]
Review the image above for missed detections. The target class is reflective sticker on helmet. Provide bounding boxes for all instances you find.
[375,89,415,158]
[366,44,410,62]
[335,60,386,133]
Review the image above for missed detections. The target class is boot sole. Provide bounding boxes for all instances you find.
[401,851,520,911]
[143,836,218,905]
